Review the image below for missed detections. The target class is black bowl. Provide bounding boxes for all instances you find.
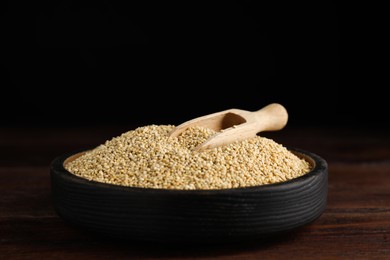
[50,147,327,244]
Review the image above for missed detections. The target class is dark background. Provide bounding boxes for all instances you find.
[2,1,388,128]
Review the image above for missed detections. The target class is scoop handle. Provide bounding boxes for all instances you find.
[253,103,289,132]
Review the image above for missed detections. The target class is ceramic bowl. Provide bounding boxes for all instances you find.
[50,147,327,244]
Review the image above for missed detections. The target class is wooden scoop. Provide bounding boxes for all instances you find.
[168,103,288,152]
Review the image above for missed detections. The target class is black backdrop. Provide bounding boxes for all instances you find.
[3,1,388,128]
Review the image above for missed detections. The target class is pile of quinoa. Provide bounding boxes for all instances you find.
[64,125,311,190]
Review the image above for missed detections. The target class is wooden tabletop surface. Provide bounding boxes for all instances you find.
[1,125,389,259]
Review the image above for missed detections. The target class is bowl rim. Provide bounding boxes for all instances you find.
[50,147,328,194]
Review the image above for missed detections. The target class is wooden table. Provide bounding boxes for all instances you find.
[1,125,389,259]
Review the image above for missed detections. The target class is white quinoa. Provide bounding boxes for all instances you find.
[64,125,311,190]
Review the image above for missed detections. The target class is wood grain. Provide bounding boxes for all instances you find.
[1,125,389,259]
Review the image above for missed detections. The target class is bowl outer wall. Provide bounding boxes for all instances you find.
[50,147,328,243]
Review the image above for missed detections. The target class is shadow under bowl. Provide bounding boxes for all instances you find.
[50,147,328,244]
